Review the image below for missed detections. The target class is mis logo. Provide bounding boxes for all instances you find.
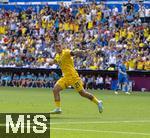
[0,113,50,138]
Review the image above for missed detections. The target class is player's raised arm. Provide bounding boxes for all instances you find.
[46,58,57,65]
[70,49,92,57]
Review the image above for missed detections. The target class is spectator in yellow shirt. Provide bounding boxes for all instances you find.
[73,22,79,32]
[0,26,7,34]
[128,57,136,70]
[144,27,149,38]
[88,21,93,30]
[96,10,102,21]
[137,58,144,70]
[127,30,134,40]
[124,61,129,70]
[144,58,150,71]
[115,30,120,42]
[64,21,70,31]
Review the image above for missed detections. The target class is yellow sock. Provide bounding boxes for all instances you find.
[92,96,99,105]
[55,101,61,109]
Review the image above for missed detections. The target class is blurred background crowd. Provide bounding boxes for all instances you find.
[0,0,150,71]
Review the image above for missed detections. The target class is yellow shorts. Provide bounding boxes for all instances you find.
[56,76,84,92]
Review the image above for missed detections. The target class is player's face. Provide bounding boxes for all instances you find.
[55,44,62,53]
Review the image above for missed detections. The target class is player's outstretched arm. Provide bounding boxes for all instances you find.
[70,49,92,57]
[46,59,57,65]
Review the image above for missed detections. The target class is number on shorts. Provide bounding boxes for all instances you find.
[74,82,80,88]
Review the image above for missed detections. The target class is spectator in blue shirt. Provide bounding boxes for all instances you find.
[126,12,134,23]
[26,72,33,88]
[35,73,44,88]
[31,73,37,88]
[1,73,12,86]
[12,73,20,87]
[19,72,26,87]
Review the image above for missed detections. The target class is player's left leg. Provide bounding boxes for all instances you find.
[123,82,130,94]
[78,89,103,113]
[122,77,130,94]
[73,79,103,113]
[115,77,122,94]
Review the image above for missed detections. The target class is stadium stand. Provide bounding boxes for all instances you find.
[0,0,149,90]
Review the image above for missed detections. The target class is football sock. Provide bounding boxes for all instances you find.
[92,96,99,105]
[55,101,61,109]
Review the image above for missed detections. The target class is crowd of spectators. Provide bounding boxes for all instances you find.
[0,1,150,70]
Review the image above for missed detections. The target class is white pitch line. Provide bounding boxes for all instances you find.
[50,120,150,125]
[51,127,150,136]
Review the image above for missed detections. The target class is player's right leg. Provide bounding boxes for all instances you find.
[122,76,130,94]
[50,77,66,114]
[114,82,119,94]
[115,78,122,94]
[50,84,63,114]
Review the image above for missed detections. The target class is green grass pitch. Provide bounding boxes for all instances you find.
[0,87,150,138]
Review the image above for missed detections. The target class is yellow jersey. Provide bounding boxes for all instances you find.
[115,32,120,42]
[127,31,134,39]
[144,61,150,70]
[124,61,129,70]
[144,28,149,38]
[54,49,79,77]
[88,21,93,30]
[137,61,144,70]
[69,23,74,31]
[89,65,98,70]
[129,59,136,69]
[120,29,127,38]
[79,7,84,14]
[139,42,145,47]
[0,26,7,34]
[96,11,102,21]
[64,22,69,31]
[73,23,79,32]
[47,20,54,30]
